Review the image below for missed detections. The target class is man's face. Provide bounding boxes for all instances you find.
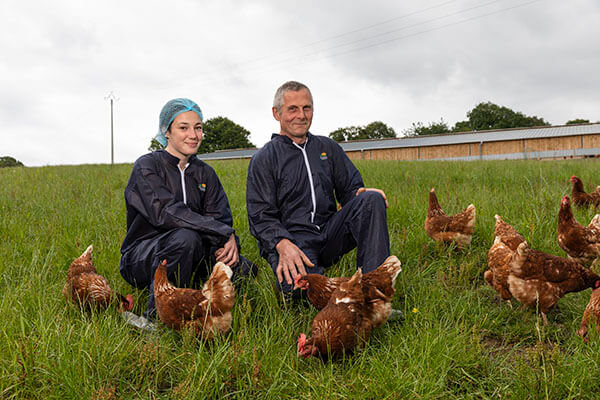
[273,89,313,142]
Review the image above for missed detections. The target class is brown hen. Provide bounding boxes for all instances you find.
[484,215,526,302]
[493,214,526,251]
[425,188,476,249]
[557,195,600,265]
[62,245,133,311]
[571,176,600,208]
[578,285,600,342]
[485,236,515,302]
[294,256,402,328]
[154,260,235,339]
[508,241,600,324]
[297,269,371,359]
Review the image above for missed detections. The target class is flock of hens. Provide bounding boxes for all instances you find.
[61,175,600,360]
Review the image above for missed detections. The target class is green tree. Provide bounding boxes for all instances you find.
[566,119,590,125]
[198,117,255,154]
[148,138,163,152]
[147,116,255,153]
[0,156,24,168]
[452,120,472,132]
[403,119,450,136]
[464,102,549,131]
[329,122,396,142]
[363,121,397,140]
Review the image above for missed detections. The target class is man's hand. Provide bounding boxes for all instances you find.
[356,187,389,208]
[214,234,239,267]
[275,238,314,285]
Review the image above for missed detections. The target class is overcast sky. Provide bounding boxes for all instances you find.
[2,0,598,166]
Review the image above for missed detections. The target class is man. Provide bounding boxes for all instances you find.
[246,81,390,296]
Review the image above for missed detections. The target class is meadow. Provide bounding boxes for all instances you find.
[2,158,600,399]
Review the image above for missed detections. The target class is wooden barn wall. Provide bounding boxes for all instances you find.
[344,134,600,160]
[582,134,600,148]
[419,143,470,159]
[524,136,580,151]
[481,140,522,155]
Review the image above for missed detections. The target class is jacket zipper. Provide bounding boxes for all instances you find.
[293,138,317,225]
[179,163,189,204]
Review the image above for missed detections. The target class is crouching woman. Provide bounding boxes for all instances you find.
[119,98,257,326]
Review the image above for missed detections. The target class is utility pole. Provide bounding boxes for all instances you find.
[105,91,117,165]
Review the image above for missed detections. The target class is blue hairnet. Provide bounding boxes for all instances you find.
[154,98,204,147]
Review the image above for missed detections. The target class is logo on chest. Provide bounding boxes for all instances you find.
[320,152,327,160]
[198,183,206,192]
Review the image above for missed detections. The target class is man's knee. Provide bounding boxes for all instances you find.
[168,228,203,253]
[356,190,386,209]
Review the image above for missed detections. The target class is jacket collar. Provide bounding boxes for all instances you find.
[156,149,198,167]
[271,132,313,144]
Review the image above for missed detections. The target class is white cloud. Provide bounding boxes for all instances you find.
[1,0,599,166]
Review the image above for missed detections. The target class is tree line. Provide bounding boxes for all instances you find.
[147,101,594,152]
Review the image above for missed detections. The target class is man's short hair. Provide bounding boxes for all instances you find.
[273,81,313,112]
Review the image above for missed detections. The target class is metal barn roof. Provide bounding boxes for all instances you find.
[198,123,600,161]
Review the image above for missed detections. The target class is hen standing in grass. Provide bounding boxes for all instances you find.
[425,188,476,249]
[63,245,133,311]
[485,236,515,302]
[557,195,600,265]
[294,255,402,328]
[154,260,235,339]
[484,215,526,302]
[578,283,600,342]
[508,241,600,324]
[570,176,600,208]
[492,214,526,251]
[297,269,371,359]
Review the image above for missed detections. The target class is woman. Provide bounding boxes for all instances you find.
[120,98,257,328]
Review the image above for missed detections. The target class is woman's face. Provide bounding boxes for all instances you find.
[165,111,202,160]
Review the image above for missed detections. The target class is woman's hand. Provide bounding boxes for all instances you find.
[214,234,239,267]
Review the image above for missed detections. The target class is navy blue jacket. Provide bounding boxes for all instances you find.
[121,150,235,254]
[246,133,364,256]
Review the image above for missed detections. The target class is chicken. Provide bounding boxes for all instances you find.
[507,241,600,324]
[493,214,526,251]
[425,188,476,249]
[557,195,600,265]
[578,284,600,342]
[294,256,402,328]
[154,260,235,339]
[297,269,371,359]
[484,215,526,302]
[485,236,514,302]
[570,175,600,208]
[62,245,134,311]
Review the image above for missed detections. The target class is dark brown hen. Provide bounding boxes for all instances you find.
[571,176,600,208]
[557,195,600,265]
[297,269,371,359]
[294,256,402,328]
[508,241,600,324]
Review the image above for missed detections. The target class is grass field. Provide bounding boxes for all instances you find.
[2,159,600,399]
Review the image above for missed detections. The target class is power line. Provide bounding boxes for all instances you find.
[187,0,544,88]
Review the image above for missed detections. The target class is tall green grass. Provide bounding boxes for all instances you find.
[2,159,600,399]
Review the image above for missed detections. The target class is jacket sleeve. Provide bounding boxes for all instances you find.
[246,152,294,253]
[125,160,234,246]
[331,141,364,206]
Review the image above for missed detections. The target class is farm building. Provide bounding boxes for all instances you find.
[199,123,600,162]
